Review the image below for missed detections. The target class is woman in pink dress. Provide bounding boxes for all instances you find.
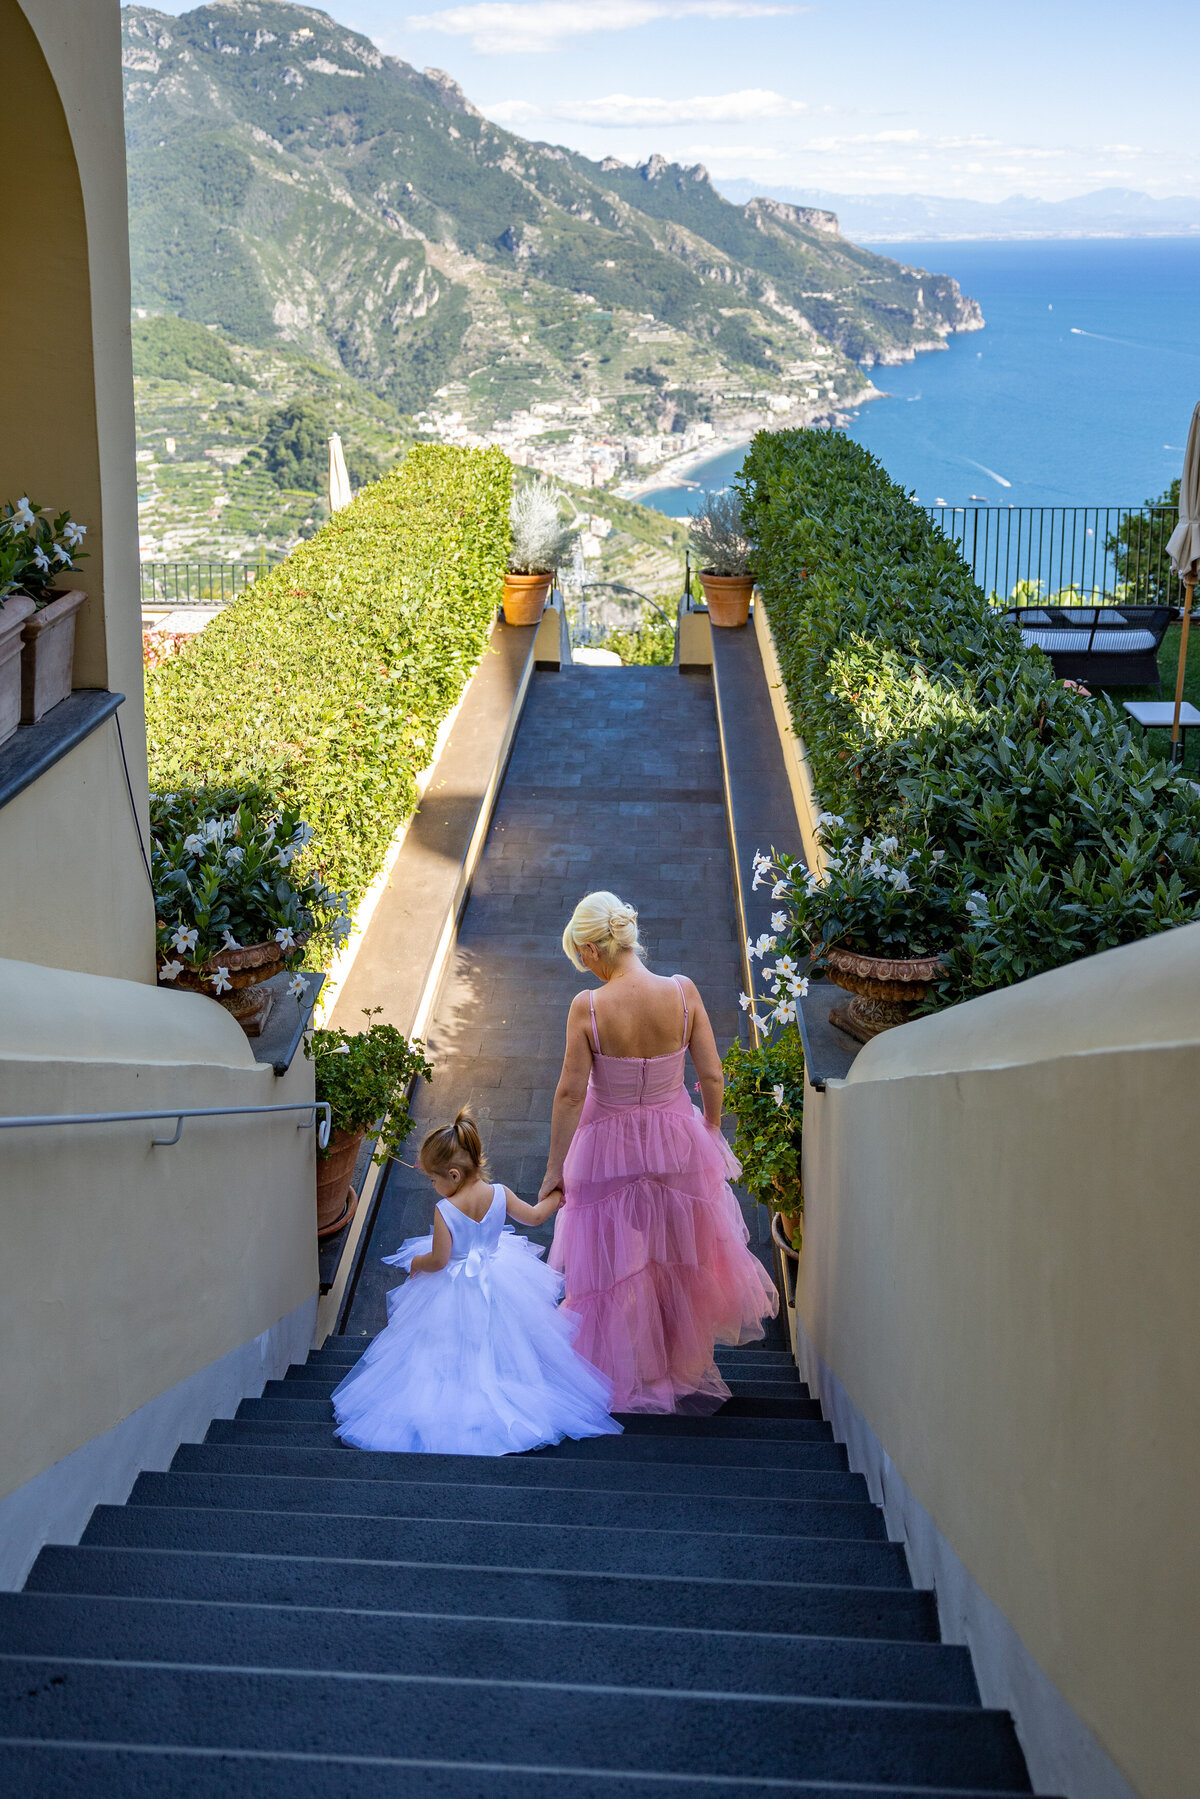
[541,891,778,1413]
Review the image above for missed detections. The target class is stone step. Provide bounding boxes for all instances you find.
[81,1504,907,1587]
[272,1374,812,1410]
[27,1545,938,1641]
[173,1440,859,1499]
[213,1416,841,1464]
[126,1469,883,1542]
[0,1655,1033,1790]
[0,1592,979,1705]
[0,1742,1056,1799]
[238,1396,832,1439]
[300,1346,801,1375]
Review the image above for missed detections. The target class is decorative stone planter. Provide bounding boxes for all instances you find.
[502,572,553,625]
[157,937,291,1037]
[0,596,37,748]
[21,587,86,724]
[698,571,754,627]
[317,1128,364,1237]
[824,944,946,1043]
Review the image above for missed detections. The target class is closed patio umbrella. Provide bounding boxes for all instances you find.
[328,433,352,514]
[1166,400,1200,760]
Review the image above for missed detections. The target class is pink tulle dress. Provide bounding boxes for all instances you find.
[549,977,778,1413]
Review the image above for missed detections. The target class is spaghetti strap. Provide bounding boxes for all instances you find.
[673,975,690,1049]
[588,988,601,1055]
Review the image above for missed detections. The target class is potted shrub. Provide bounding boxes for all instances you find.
[756,819,973,1042]
[151,785,351,1036]
[688,490,755,626]
[504,481,573,624]
[0,496,89,724]
[306,1008,433,1236]
[0,538,36,749]
[722,1027,805,1249]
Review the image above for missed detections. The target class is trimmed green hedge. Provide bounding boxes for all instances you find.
[146,446,510,960]
[739,429,1200,1001]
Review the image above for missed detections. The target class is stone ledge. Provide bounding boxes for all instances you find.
[0,689,123,814]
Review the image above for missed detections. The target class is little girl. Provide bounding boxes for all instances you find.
[332,1109,621,1456]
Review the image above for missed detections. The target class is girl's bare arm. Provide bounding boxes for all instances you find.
[539,991,594,1201]
[684,978,725,1129]
[505,1185,565,1227]
[409,1209,452,1276]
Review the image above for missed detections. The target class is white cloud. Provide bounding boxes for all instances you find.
[487,88,805,127]
[408,1,796,55]
[683,143,788,161]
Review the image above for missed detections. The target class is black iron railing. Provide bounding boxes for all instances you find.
[139,561,280,607]
[925,505,1181,609]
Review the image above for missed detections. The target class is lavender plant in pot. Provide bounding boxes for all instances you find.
[0,496,89,726]
[687,490,755,626]
[504,481,574,625]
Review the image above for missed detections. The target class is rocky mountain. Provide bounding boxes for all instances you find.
[123,0,982,432]
[714,181,1200,242]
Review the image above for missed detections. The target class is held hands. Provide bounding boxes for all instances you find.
[537,1171,564,1205]
[534,1186,565,1222]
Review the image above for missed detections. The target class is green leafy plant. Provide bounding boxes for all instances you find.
[688,489,753,576]
[151,785,349,981]
[1105,481,1182,608]
[722,1029,805,1240]
[306,1008,433,1164]
[0,496,88,606]
[738,429,1200,1004]
[601,619,675,665]
[145,446,511,957]
[509,480,574,574]
[758,820,974,966]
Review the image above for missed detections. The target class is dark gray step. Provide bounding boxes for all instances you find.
[0,1655,1033,1789]
[0,1593,979,1705]
[81,1504,908,1586]
[298,1348,802,1376]
[214,1416,841,1464]
[127,1470,884,1543]
[175,1440,858,1498]
[238,1396,832,1441]
[314,1336,800,1366]
[271,1376,815,1413]
[0,1742,1056,1799]
[28,1544,938,1639]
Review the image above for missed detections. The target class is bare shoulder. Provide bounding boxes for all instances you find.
[568,988,595,1022]
[673,972,704,1005]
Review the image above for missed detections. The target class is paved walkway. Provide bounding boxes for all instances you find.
[345,665,770,1335]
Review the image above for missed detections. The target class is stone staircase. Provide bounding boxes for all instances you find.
[0,1340,1054,1796]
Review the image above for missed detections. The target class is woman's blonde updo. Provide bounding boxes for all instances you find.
[562,890,645,973]
[420,1107,488,1178]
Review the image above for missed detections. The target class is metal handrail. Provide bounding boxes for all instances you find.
[0,1101,331,1149]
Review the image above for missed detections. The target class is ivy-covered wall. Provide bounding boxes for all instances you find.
[145,445,511,943]
[739,428,1200,1001]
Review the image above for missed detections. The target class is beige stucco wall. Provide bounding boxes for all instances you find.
[0,957,318,1504]
[801,923,1200,1799]
[0,0,152,982]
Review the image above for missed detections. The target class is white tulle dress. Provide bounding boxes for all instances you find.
[332,1184,622,1456]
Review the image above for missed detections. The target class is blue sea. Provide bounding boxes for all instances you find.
[639,237,1200,518]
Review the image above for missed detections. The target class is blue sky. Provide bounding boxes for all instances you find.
[141,1,1200,200]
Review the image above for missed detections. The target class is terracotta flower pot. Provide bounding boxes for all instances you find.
[824,944,946,1043]
[317,1129,364,1236]
[157,936,295,1037]
[503,572,553,625]
[0,595,37,748]
[698,571,755,627]
[21,587,86,724]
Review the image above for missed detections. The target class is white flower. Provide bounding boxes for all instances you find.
[288,974,307,999]
[878,835,899,857]
[771,880,788,899]
[264,821,277,841]
[889,868,912,892]
[291,822,314,846]
[62,519,86,547]
[159,959,184,981]
[752,850,771,872]
[170,925,198,954]
[220,928,241,950]
[745,935,756,962]
[816,811,845,829]
[53,541,72,564]
[332,917,351,945]
[11,497,35,530]
[182,833,205,856]
[771,911,787,932]
[790,976,810,999]
[275,925,297,950]
[772,1000,796,1025]
[209,966,232,995]
[224,846,244,866]
[276,844,296,867]
[753,933,776,959]
[774,955,798,977]
[739,990,753,1011]
[751,868,765,891]
[32,545,51,572]
[859,838,874,866]
[771,1084,785,1107]
[965,890,989,920]
[931,848,946,861]
[804,872,822,896]
[749,1012,769,1031]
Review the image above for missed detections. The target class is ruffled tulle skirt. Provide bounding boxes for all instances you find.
[332,1228,621,1456]
[550,1090,778,1412]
